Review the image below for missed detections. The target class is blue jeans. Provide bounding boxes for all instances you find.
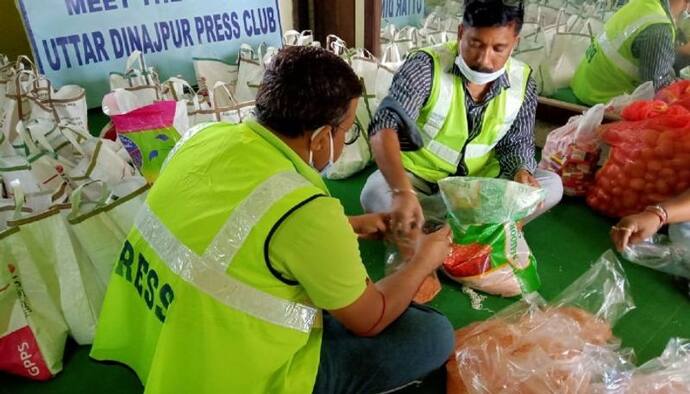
[313,304,455,394]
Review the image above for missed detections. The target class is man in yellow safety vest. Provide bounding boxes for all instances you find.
[572,0,689,105]
[361,0,563,245]
[90,46,455,394]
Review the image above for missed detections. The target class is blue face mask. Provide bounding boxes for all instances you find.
[309,126,334,176]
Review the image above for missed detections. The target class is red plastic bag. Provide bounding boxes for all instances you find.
[587,101,690,217]
[656,80,690,110]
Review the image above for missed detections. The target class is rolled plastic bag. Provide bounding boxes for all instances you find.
[447,250,636,394]
[439,177,545,297]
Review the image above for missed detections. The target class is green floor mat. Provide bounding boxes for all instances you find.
[3,165,690,394]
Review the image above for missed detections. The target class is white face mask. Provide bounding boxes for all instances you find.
[455,53,506,85]
[308,126,334,176]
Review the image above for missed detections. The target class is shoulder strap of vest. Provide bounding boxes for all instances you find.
[263,194,327,286]
[418,42,458,140]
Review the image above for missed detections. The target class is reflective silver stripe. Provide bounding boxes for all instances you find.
[421,44,456,140]
[463,60,528,160]
[489,60,527,146]
[211,172,311,271]
[427,140,461,166]
[422,71,453,140]
[464,143,493,159]
[597,14,671,79]
[135,174,320,333]
[610,14,670,49]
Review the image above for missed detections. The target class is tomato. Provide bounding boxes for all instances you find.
[671,156,690,169]
[660,167,676,180]
[622,193,639,209]
[640,148,657,160]
[629,178,645,191]
[644,182,657,194]
[654,142,675,158]
[649,193,668,203]
[626,161,645,178]
[640,129,660,146]
[656,180,670,195]
[646,160,664,172]
[443,244,492,277]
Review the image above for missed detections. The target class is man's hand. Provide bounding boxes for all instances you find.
[611,211,662,251]
[514,169,541,188]
[390,191,424,238]
[515,169,543,211]
[349,213,390,240]
[413,224,453,273]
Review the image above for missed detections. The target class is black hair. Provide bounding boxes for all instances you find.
[462,0,524,33]
[255,46,363,138]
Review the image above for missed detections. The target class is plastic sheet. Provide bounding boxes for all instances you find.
[438,178,544,296]
[623,235,690,279]
[447,251,636,394]
[616,338,690,394]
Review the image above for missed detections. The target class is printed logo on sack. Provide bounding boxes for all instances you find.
[114,240,175,323]
[0,326,53,381]
[6,263,32,316]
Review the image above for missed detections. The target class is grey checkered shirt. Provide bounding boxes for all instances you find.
[369,51,538,178]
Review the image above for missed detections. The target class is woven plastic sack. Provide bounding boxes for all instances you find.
[587,101,690,217]
[439,178,545,296]
[447,250,636,394]
[0,228,68,381]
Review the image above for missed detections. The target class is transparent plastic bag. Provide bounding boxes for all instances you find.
[539,104,605,196]
[439,177,545,224]
[447,251,636,394]
[619,338,690,393]
[384,221,444,304]
[438,178,545,296]
[623,234,690,279]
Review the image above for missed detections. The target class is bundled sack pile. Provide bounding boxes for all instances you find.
[0,53,148,381]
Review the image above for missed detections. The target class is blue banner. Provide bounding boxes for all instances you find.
[16,0,284,108]
[381,0,425,28]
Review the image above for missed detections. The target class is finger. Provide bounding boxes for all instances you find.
[619,229,633,251]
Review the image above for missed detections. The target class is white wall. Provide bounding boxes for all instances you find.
[280,0,294,31]
[356,0,365,48]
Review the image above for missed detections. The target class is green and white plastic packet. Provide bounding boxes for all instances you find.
[439,177,545,297]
